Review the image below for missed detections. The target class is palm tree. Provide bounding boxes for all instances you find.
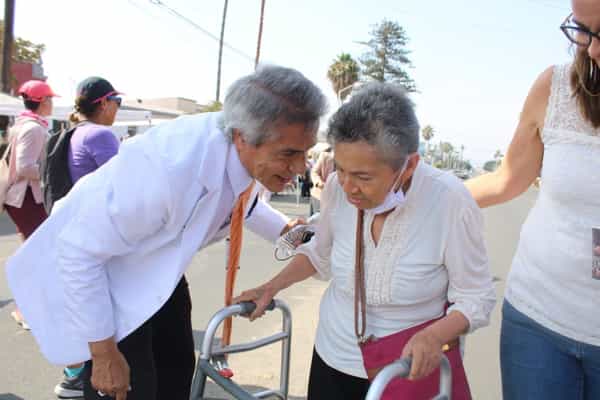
[421,125,435,160]
[327,53,360,102]
[440,142,454,169]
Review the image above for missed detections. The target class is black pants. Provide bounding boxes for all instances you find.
[307,348,370,400]
[82,277,195,400]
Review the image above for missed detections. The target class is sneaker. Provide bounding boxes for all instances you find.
[10,310,30,330]
[54,370,84,399]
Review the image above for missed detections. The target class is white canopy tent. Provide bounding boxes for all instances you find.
[0,103,151,124]
[0,93,151,123]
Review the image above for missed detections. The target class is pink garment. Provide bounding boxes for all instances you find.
[360,318,472,400]
[18,110,49,128]
[315,151,335,183]
[310,151,335,200]
[4,115,48,208]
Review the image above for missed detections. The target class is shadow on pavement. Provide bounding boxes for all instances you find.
[0,213,16,237]
[203,381,305,400]
[0,394,25,400]
[0,298,13,310]
[192,331,306,400]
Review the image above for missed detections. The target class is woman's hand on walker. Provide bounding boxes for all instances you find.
[233,283,278,321]
[401,328,444,381]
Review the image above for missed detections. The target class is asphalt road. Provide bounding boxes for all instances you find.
[0,189,538,400]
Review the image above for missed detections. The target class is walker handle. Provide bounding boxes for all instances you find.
[238,300,276,316]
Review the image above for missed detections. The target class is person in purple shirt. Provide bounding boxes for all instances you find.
[54,76,122,399]
[67,77,122,184]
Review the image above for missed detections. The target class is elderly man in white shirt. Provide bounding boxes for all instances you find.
[235,83,496,400]
[5,65,327,400]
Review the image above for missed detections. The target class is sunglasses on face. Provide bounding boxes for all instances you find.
[106,96,122,107]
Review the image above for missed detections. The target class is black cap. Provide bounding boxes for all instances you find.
[76,77,121,104]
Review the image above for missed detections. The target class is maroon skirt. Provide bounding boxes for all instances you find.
[5,187,47,239]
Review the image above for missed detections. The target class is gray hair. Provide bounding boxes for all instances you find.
[222,65,328,145]
[326,82,419,170]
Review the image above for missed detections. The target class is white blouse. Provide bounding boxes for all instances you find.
[297,161,496,378]
[506,64,600,346]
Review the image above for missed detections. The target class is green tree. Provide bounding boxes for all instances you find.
[421,125,435,143]
[483,160,499,172]
[327,53,360,101]
[202,100,223,112]
[421,125,434,161]
[0,20,45,63]
[359,19,416,92]
[440,141,454,155]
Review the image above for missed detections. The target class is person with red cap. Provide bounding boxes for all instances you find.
[4,80,58,329]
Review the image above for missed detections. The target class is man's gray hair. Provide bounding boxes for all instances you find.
[327,82,420,170]
[222,65,328,145]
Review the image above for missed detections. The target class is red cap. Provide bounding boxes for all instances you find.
[18,80,59,102]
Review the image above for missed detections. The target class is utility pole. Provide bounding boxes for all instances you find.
[254,0,265,70]
[215,0,228,102]
[1,0,15,94]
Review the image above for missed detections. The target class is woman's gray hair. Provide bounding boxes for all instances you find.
[327,82,420,170]
[222,65,328,145]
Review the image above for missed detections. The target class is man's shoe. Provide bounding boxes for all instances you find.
[54,371,84,399]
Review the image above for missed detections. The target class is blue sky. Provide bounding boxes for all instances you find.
[15,0,573,165]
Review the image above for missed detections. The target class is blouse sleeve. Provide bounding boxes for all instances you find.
[444,200,497,333]
[296,173,339,280]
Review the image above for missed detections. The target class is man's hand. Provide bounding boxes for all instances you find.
[233,283,278,321]
[280,218,306,236]
[89,338,131,400]
[400,328,444,381]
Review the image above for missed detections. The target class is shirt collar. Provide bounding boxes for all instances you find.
[226,142,254,198]
[403,160,423,205]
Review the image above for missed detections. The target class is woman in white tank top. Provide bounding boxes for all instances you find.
[467,2,600,399]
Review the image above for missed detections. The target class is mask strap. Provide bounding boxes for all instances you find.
[391,154,414,193]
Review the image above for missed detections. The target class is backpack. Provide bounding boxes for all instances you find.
[40,126,77,214]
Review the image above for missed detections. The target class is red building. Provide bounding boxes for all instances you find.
[10,62,46,94]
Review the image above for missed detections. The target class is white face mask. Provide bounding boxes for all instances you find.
[364,157,410,215]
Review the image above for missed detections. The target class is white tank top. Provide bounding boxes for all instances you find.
[506,63,600,345]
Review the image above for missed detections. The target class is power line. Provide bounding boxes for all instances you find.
[127,0,165,22]
[147,0,254,63]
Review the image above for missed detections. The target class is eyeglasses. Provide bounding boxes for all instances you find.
[106,96,122,107]
[560,13,600,48]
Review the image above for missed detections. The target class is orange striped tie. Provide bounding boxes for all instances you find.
[222,181,255,347]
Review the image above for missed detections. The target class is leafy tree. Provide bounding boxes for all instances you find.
[202,100,223,112]
[0,20,45,63]
[440,141,454,155]
[483,160,500,172]
[359,19,416,92]
[327,53,360,101]
[421,125,435,142]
